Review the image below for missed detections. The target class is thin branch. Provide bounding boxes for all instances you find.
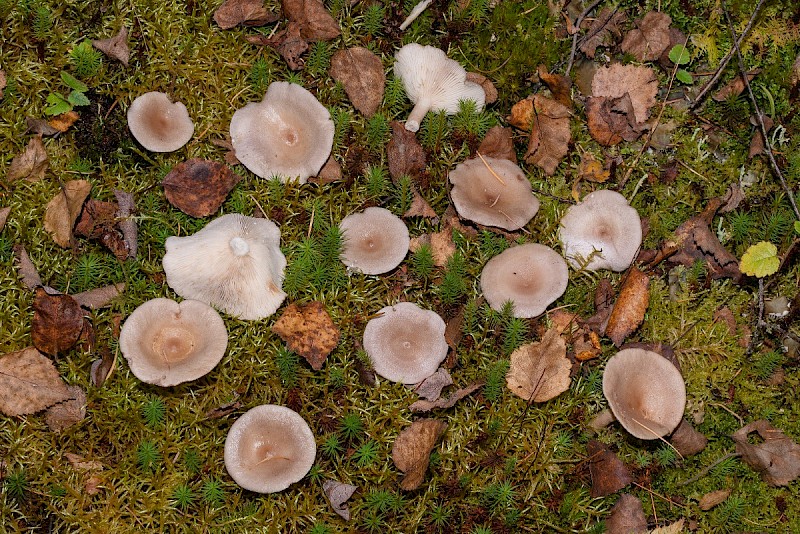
[565,0,604,76]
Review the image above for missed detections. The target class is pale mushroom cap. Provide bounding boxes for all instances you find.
[339,207,410,275]
[230,82,334,183]
[449,157,540,230]
[127,92,194,152]
[119,298,227,386]
[163,214,287,320]
[558,189,642,272]
[480,243,569,318]
[224,405,316,493]
[363,302,448,384]
[602,348,686,440]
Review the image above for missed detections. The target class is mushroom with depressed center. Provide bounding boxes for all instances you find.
[394,43,485,132]
[480,243,569,318]
[363,302,448,384]
[127,91,194,152]
[602,348,686,440]
[558,189,642,272]
[119,298,227,386]
[163,213,287,320]
[230,81,334,183]
[224,404,316,493]
[339,207,410,275]
[449,156,540,230]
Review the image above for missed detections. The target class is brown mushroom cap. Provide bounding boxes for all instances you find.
[363,302,448,384]
[230,81,334,183]
[339,207,410,275]
[224,404,316,493]
[480,243,569,318]
[602,348,686,440]
[558,189,642,272]
[119,298,227,386]
[449,156,540,230]
[127,92,194,152]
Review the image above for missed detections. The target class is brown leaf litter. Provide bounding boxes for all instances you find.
[114,189,138,259]
[506,328,571,402]
[698,488,732,511]
[509,94,571,175]
[32,288,85,356]
[272,301,340,370]
[605,267,650,347]
[7,135,48,183]
[329,47,385,118]
[322,479,357,520]
[587,64,657,146]
[476,126,516,163]
[0,347,73,417]
[409,381,483,412]
[75,199,129,260]
[162,158,241,218]
[732,419,800,486]
[392,418,447,490]
[387,121,426,180]
[620,11,673,62]
[606,493,647,533]
[579,7,627,59]
[44,179,91,248]
[213,0,279,29]
[45,385,86,433]
[92,27,131,66]
[587,440,633,498]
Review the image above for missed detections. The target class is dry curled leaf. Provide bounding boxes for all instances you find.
[605,493,646,533]
[578,152,610,183]
[477,126,516,163]
[387,121,426,180]
[330,47,385,118]
[466,72,497,104]
[650,519,685,533]
[748,114,775,158]
[13,245,42,289]
[411,368,453,402]
[732,419,800,486]
[75,199,128,260]
[90,347,116,387]
[0,207,10,231]
[114,189,137,260]
[32,287,85,356]
[322,479,357,520]
[538,65,572,108]
[409,381,483,412]
[669,419,708,457]
[523,95,571,175]
[73,283,126,310]
[7,135,48,183]
[392,419,447,490]
[44,179,91,248]
[163,158,241,218]
[698,488,731,511]
[45,385,86,432]
[579,7,627,59]
[25,117,61,136]
[204,395,243,419]
[620,11,672,62]
[309,155,342,185]
[213,0,278,29]
[506,328,570,402]
[0,347,73,416]
[48,111,80,133]
[283,0,340,41]
[404,188,437,219]
[272,301,340,370]
[593,64,658,124]
[92,27,131,66]
[712,70,761,102]
[605,268,650,347]
[588,440,634,498]
[65,452,104,472]
[586,94,647,146]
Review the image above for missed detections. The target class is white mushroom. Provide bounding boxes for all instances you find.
[339,207,410,275]
[127,92,194,152]
[394,43,485,132]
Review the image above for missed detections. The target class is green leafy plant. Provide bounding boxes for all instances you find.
[45,72,90,116]
[353,440,380,466]
[4,469,28,500]
[250,57,271,93]
[70,40,102,78]
[184,449,201,474]
[740,241,780,278]
[668,44,693,84]
[410,243,435,280]
[275,347,299,387]
[137,440,161,471]
[321,434,343,457]
[340,412,364,441]
[171,484,194,509]
[141,396,166,428]
[201,478,225,507]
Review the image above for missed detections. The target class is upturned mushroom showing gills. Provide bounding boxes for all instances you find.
[224,405,316,493]
[449,156,540,231]
[480,243,569,318]
[363,302,448,384]
[127,91,194,152]
[394,43,485,132]
[230,81,334,184]
[558,189,642,272]
[339,207,410,275]
[602,348,686,440]
[119,298,227,386]
[162,214,287,320]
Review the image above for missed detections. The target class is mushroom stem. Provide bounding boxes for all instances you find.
[588,408,617,432]
[405,99,431,132]
[229,237,250,257]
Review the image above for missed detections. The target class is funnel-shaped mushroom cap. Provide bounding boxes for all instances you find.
[224,405,316,493]
[363,302,448,384]
[339,207,410,275]
[230,82,334,183]
[394,43,486,132]
[480,243,569,318]
[127,92,194,152]
[163,214,287,320]
[119,298,227,386]
[449,157,540,230]
[558,189,642,272]
[603,348,686,440]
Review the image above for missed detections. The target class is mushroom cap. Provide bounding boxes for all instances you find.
[602,348,686,440]
[224,404,316,493]
[339,207,410,275]
[127,92,194,152]
[558,189,642,272]
[480,243,569,318]
[230,82,334,184]
[119,298,227,386]
[449,157,540,230]
[163,214,287,320]
[363,302,448,384]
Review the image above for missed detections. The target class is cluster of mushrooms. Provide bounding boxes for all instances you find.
[118,42,685,495]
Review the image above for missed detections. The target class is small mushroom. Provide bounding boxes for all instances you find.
[558,189,642,272]
[480,243,568,318]
[363,302,448,384]
[394,43,485,132]
[339,207,410,275]
[449,156,540,230]
[127,91,194,152]
[162,214,287,320]
[224,404,316,493]
[602,348,686,440]
[119,298,227,386]
[230,81,334,183]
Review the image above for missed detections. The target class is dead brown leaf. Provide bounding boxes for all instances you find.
[92,27,131,66]
[74,199,128,260]
[0,207,10,231]
[214,0,278,29]
[7,135,48,183]
[45,385,86,432]
[522,95,571,175]
[669,419,708,457]
[592,63,658,124]
[605,493,647,533]
[309,155,342,184]
[620,11,672,62]
[466,72,497,104]
[404,188,437,218]
[392,419,447,490]
[114,189,137,259]
[732,419,800,486]
[25,117,61,136]
[205,395,243,419]
[48,111,80,133]
[538,65,572,108]
[430,228,456,267]
[90,347,116,387]
[410,381,483,412]
[748,114,775,158]
[65,452,104,472]
[712,306,737,335]
[578,153,610,183]
[248,23,308,70]
[32,287,85,356]
[588,440,633,498]
[477,126,516,163]
[13,245,42,289]
[713,70,761,102]
[283,0,340,40]
[73,283,126,310]
[412,368,453,402]
[573,328,602,361]
[506,328,570,402]
[0,347,73,416]
[387,121,426,180]
[84,475,103,495]
[579,7,627,59]
[698,488,732,511]
[586,94,646,146]
[330,47,384,118]
[0,69,5,99]
[163,158,241,218]
[44,179,91,248]
[605,268,650,347]
[272,301,340,370]
[322,479,357,520]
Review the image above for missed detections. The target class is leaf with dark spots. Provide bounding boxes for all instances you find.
[587,440,633,497]
[272,301,340,370]
[387,121,426,180]
[32,287,85,355]
[163,158,241,218]
[330,47,385,118]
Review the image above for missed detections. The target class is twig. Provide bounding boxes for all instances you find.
[565,0,604,76]
[677,451,741,487]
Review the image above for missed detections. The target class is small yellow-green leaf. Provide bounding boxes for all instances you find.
[794,220,800,235]
[740,241,779,278]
